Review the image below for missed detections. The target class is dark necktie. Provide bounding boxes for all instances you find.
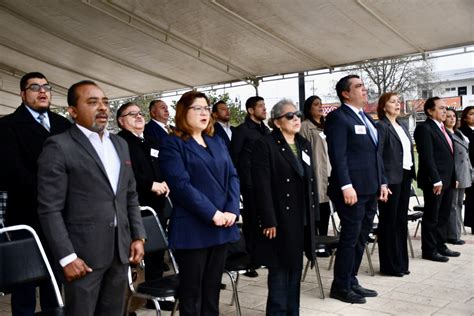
[38,113,50,132]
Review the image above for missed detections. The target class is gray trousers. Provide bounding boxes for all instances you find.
[447,188,465,241]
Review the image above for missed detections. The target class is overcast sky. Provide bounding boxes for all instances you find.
[162,47,473,112]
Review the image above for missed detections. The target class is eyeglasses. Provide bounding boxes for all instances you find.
[121,111,144,118]
[276,111,302,120]
[190,106,211,113]
[25,84,52,92]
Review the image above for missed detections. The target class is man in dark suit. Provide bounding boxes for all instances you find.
[144,99,172,146]
[230,96,270,277]
[212,100,235,150]
[0,72,71,315]
[325,75,388,304]
[37,80,146,316]
[116,102,170,290]
[414,97,459,262]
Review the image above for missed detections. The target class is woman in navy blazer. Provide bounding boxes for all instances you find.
[376,92,415,276]
[159,91,240,316]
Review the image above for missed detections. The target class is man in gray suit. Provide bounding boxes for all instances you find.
[37,80,146,315]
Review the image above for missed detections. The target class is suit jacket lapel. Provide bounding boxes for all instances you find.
[383,117,402,145]
[16,104,50,138]
[341,104,376,147]
[186,136,226,191]
[428,119,452,153]
[273,131,304,178]
[70,125,111,187]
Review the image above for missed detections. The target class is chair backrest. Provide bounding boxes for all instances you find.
[140,206,179,273]
[0,225,63,307]
[0,235,49,290]
[410,184,421,205]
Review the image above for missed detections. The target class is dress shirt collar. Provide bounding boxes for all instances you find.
[24,104,50,125]
[76,123,110,140]
[152,119,169,133]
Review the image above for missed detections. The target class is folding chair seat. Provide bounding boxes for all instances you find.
[0,224,64,315]
[127,206,179,316]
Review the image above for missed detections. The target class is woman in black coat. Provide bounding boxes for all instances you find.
[459,106,474,232]
[251,99,317,315]
[376,92,415,276]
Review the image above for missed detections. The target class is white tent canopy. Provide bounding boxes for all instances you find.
[1,0,473,114]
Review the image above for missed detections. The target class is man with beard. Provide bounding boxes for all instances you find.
[37,80,146,315]
[212,100,235,150]
[0,72,71,315]
[230,96,270,277]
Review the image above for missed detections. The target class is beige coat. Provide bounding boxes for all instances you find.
[300,120,331,203]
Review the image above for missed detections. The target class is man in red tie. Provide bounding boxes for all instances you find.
[414,97,460,262]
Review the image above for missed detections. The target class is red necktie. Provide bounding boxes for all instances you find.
[440,124,453,153]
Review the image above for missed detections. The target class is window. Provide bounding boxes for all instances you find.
[445,87,456,92]
[421,89,432,99]
[458,86,467,95]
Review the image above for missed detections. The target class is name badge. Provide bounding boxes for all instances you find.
[355,125,367,134]
[150,148,159,158]
[319,131,326,139]
[302,151,311,166]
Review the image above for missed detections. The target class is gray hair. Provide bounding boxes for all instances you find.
[269,99,296,128]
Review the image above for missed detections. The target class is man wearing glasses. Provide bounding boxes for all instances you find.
[0,72,71,315]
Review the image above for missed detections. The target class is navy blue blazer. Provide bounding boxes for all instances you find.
[325,104,386,198]
[159,134,240,249]
[144,120,169,146]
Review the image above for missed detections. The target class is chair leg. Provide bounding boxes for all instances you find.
[226,270,242,316]
[151,298,162,316]
[370,235,378,255]
[407,230,414,259]
[328,249,335,270]
[365,244,375,276]
[302,259,311,282]
[462,223,467,235]
[230,272,240,306]
[312,258,325,299]
[171,299,179,316]
[414,221,421,238]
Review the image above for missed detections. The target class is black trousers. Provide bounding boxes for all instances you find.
[11,280,58,316]
[378,171,411,274]
[266,267,302,316]
[464,185,474,228]
[331,194,377,290]
[241,188,257,254]
[175,244,228,316]
[316,202,331,236]
[421,185,453,255]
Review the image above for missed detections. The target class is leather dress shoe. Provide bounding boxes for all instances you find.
[438,248,460,257]
[422,253,449,262]
[381,271,404,277]
[351,284,378,297]
[447,239,465,245]
[403,270,410,275]
[330,288,366,304]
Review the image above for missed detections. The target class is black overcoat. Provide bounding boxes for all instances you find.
[250,129,318,268]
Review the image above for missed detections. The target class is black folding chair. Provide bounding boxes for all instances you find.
[126,206,179,316]
[0,224,64,315]
[302,235,340,299]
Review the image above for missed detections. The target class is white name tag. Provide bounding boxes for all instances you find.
[150,148,159,158]
[302,151,311,166]
[319,131,326,139]
[355,125,367,134]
